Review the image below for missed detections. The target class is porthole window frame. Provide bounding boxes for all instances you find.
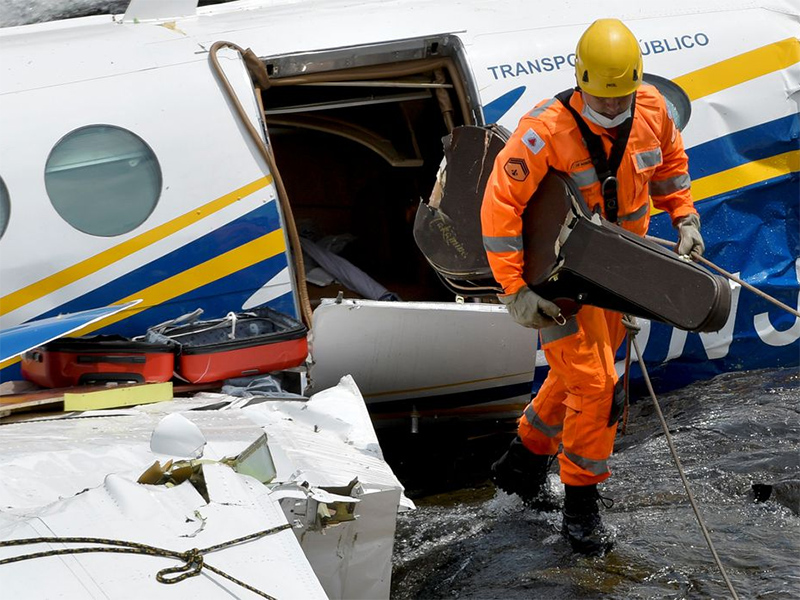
[44,124,163,237]
[643,73,692,132]
[0,176,9,240]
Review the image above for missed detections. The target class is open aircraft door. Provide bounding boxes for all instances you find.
[249,36,540,417]
[205,42,308,323]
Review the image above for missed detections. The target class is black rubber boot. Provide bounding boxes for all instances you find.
[490,436,558,510]
[561,484,614,556]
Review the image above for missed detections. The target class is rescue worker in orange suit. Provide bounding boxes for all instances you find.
[481,19,705,555]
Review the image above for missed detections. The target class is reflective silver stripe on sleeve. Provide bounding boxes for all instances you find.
[563,451,610,476]
[527,98,556,118]
[523,404,563,438]
[570,167,599,188]
[483,235,524,253]
[617,203,649,222]
[635,148,663,170]
[539,317,579,344]
[650,173,691,197]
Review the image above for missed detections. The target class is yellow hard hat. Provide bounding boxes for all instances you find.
[575,19,643,97]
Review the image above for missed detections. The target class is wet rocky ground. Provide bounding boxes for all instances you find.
[383,368,800,599]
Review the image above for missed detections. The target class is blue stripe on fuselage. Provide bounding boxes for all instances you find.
[687,114,798,179]
[33,201,289,324]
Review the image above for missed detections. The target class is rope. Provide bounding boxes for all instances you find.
[646,235,800,319]
[619,318,638,434]
[625,320,740,600]
[0,524,293,599]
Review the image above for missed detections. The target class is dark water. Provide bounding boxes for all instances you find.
[385,368,800,599]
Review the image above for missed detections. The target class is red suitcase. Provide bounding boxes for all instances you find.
[21,335,175,388]
[159,307,308,384]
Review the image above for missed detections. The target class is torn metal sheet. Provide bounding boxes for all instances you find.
[238,375,412,599]
[0,375,410,599]
[0,467,326,599]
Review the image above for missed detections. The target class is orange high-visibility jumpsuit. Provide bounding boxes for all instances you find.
[481,85,698,486]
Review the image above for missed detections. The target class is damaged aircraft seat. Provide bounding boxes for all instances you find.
[413,125,731,333]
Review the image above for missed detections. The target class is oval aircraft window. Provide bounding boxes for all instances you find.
[0,177,9,239]
[642,73,692,132]
[45,125,162,236]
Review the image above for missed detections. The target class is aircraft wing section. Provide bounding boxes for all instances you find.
[0,300,141,364]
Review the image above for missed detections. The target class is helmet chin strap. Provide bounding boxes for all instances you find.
[557,87,637,223]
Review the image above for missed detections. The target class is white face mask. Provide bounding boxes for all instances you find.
[581,93,632,128]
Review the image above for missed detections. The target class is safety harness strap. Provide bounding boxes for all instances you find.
[555,88,636,223]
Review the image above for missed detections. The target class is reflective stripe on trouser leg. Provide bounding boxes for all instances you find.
[540,306,627,486]
[560,397,618,484]
[517,371,567,456]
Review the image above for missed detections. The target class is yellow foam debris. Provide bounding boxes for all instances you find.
[64,382,173,411]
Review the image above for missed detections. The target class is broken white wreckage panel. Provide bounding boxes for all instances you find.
[0,374,409,600]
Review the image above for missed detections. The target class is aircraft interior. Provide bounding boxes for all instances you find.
[258,41,480,305]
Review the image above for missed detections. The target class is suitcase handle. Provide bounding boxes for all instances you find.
[78,373,146,385]
[77,355,147,364]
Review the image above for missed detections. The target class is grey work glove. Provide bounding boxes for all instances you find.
[500,286,562,329]
[675,213,705,258]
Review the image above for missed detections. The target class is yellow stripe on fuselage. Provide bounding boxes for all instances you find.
[0,175,273,318]
[651,38,800,215]
[674,37,800,101]
[651,149,800,216]
[690,150,800,203]
[0,229,286,370]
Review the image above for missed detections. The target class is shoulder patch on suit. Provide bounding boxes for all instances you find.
[504,158,529,181]
[521,128,546,155]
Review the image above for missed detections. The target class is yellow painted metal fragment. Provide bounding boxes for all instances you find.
[64,382,173,411]
[160,21,187,35]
